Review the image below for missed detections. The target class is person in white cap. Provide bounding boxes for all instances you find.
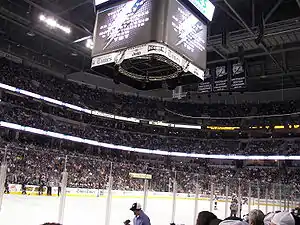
[219,218,248,225]
[130,203,151,225]
[271,212,295,225]
[264,212,276,225]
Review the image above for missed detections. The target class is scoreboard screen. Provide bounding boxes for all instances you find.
[94,0,215,21]
[92,0,153,57]
[187,0,215,21]
[92,0,211,78]
[95,0,110,5]
[165,0,207,70]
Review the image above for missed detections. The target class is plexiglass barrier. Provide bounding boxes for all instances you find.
[0,147,300,225]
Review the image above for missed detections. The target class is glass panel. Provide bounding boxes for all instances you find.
[63,157,110,225]
[0,145,63,225]
[197,173,213,214]
[277,183,283,211]
[282,183,289,211]
[285,184,293,211]
[110,161,146,225]
[213,176,228,219]
[292,187,300,210]
[254,181,262,211]
[148,167,173,225]
[175,171,198,225]
[252,181,271,214]
[228,177,240,218]
[239,179,248,218]
[265,183,273,214]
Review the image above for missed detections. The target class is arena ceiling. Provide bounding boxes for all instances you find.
[1,0,300,92]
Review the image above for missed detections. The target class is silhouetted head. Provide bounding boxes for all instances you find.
[196,211,218,225]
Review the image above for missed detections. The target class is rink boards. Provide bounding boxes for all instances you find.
[6,184,289,207]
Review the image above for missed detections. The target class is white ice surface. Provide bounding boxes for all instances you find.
[0,195,283,225]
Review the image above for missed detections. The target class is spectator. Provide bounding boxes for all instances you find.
[196,211,218,225]
[271,212,296,225]
[130,203,151,225]
[249,209,264,225]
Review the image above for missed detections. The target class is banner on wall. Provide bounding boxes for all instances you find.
[198,68,213,93]
[213,65,229,92]
[231,62,246,90]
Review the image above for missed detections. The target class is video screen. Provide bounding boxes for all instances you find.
[95,0,110,6]
[165,0,207,70]
[92,0,153,57]
[186,0,215,21]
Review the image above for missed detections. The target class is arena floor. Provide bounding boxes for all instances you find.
[0,195,283,225]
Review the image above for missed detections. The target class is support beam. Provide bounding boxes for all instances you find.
[208,44,300,65]
[212,46,228,60]
[252,0,255,27]
[58,0,91,16]
[223,0,253,34]
[215,3,246,29]
[296,0,300,9]
[223,0,287,75]
[265,0,285,23]
[282,51,287,72]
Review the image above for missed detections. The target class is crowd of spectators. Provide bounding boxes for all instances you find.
[0,58,300,199]
[1,137,300,198]
[1,58,300,126]
[196,209,300,225]
[2,98,300,155]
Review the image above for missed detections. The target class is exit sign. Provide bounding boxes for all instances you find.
[188,0,215,21]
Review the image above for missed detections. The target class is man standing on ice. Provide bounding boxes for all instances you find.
[130,203,151,225]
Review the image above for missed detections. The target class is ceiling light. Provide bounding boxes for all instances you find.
[39,14,46,21]
[85,39,94,49]
[26,31,35,37]
[39,14,71,34]
[45,17,57,28]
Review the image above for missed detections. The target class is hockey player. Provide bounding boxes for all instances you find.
[242,197,248,205]
[21,180,27,195]
[38,177,44,196]
[230,201,238,217]
[232,195,238,204]
[4,179,9,194]
[58,181,62,197]
[213,194,218,210]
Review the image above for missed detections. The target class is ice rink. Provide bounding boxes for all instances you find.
[0,194,283,225]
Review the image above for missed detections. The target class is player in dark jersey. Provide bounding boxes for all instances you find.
[4,179,9,194]
[213,194,218,210]
[230,201,238,217]
[58,182,62,197]
[38,178,44,196]
[21,180,27,195]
